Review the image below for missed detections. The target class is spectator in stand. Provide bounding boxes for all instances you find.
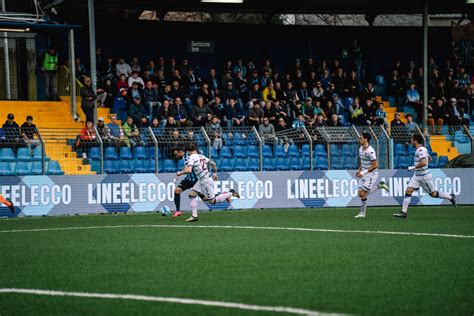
[167,129,184,157]
[263,100,278,126]
[107,114,126,147]
[406,83,422,120]
[364,99,377,125]
[155,70,167,93]
[101,79,116,108]
[80,77,96,123]
[247,83,262,108]
[165,116,179,132]
[100,54,115,81]
[248,70,260,87]
[388,70,403,107]
[2,114,22,149]
[427,99,447,133]
[173,97,193,127]
[40,47,60,101]
[325,100,339,117]
[128,71,144,88]
[261,71,271,88]
[146,60,156,76]
[123,116,144,147]
[75,58,87,83]
[283,82,298,106]
[405,114,417,132]
[296,81,311,101]
[126,81,144,105]
[116,57,132,78]
[275,117,290,132]
[446,98,470,126]
[345,70,360,98]
[221,81,240,105]
[361,82,376,103]
[209,96,225,122]
[128,95,146,126]
[143,81,160,119]
[116,73,129,93]
[169,81,187,103]
[292,114,306,129]
[390,112,405,128]
[179,59,190,79]
[20,116,39,152]
[262,82,276,102]
[167,58,177,78]
[233,59,247,77]
[375,103,388,128]
[205,68,220,94]
[192,96,213,127]
[150,117,161,135]
[404,71,416,91]
[262,59,272,77]
[311,81,325,101]
[327,114,343,127]
[96,117,110,143]
[314,113,327,127]
[274,82,285,101]
[224,98,245,127]
[259,117,277,145]
[207,116,223,151]
[130,57,141,73]
[157,99,175,128]
[196,83,214,105]
[319,69,332,89]
[349,98,365,126]
[77,121,97,158]
[185,68,200,96]
[234,70,247,97]
[332,68,345,94]
[248,101,264,127]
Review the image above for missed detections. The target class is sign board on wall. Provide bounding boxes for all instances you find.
[187,40,215,53]
[0,169,471,217]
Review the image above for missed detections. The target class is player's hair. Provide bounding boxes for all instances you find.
[412,133,424,145]
[185,143,197,152]
[174,145,185,152]
[361,132,371,142]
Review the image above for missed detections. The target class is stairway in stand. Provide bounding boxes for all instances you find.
[0,101,95,175]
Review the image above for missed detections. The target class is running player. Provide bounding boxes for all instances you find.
[0,194,15,215]
[393,134,457,218]
[172,146,199,218]
[176,144,239,222]
[354,132,389,218]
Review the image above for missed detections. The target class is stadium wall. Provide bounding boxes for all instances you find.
[0,169,472,216]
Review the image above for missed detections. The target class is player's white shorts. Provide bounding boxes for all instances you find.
[408,173,435,194]
[358,171,379,192]
[192,177,215,200]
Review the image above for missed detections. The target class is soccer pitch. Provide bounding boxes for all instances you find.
[1,206,473,316]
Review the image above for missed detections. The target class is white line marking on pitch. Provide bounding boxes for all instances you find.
[0,224,473,239]
[0,288,346,316]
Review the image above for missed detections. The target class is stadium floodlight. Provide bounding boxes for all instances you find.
[201,0,244,3]
[0,28,30,32]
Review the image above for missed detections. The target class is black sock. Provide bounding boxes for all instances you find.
[174,193,181,211]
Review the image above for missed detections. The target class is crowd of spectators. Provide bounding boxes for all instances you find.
[0,114,40,152]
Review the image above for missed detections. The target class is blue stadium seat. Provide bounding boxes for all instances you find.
[90,160,100,173]
[120,147,133,160]
[395,143,406,156]
[0,148,16,162]
[454,131,469,143]
[342,143,352,156]
[163,159,177,173]
[454,141,471,154]
[395,155,409,169]
[119,160,133,173]
[234,145,247,158]
[146,159,157,173]
[234,133,246,145]
[263,157,275,171]
[88,147,101,160]
[133,159,146,173]
[247,145,259,158]
[104,160,119,173]
[301,144,310,157]
[262,145,273,158]
[315,156,328,170]
[220,158,234,171]
[329,144,341,156]
[331,156,343,170]
[134,146,147,159]
[33,146,48,161]
[248,158,260,171]
[105,147,118,160]
[274,145,287,158]
[46,161,64,175]
[288,144,300,158]
[314,144,326,157]
[234,158,247,171]
[438,156,449,167]
[31,161,43,175]
[0,161,14,176]
[17,148,33,162]
[220,146,232,158]
[407,145,416,156]
[210,147,219,158]
[302,157,310,169]
[343,156,357,169]
[275,157,290,170]
[289,157,302,170]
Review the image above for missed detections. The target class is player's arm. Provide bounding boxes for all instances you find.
[409,157,427,170]
[208,160,218,180]
[177,165,193,176]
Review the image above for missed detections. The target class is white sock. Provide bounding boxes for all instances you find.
[402,194,411,213]
[437,192,452,200]
[360,198,367,214]
[190,197,198,218]
[214,192,232,203]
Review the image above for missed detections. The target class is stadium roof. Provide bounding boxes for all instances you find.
[56,0,473,15]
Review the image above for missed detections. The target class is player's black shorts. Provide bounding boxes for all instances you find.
[177,179,197,191]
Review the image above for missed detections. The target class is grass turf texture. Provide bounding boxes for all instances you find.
[0,206,473,316]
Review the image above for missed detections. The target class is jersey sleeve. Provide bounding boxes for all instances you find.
[186,155,198,167]
[418,148,429,160]
[368,150,377,161]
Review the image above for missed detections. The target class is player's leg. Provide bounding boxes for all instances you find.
[172,186,184,218]
[424,175,457,207]
[355,174,375,218]
[214,189,240,203]
[355,188,368,218]
[0,194,15,215]
[185,190,199,222]
[394,178,417,218]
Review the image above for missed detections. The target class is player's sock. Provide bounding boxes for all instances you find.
[402,194,412,213]
[360,198,367,214]
[215,192,232,203]
[174,193,181,212]
[436,191,452,200]
[0,195,11,207]
[190,196,198,218]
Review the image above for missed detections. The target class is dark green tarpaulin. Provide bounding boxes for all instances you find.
[443,154,474,168]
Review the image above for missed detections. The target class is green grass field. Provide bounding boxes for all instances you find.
[1,206,473,316]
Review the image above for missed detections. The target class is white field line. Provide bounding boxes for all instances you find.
[0,288,346,316]
[0,224,473,239]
